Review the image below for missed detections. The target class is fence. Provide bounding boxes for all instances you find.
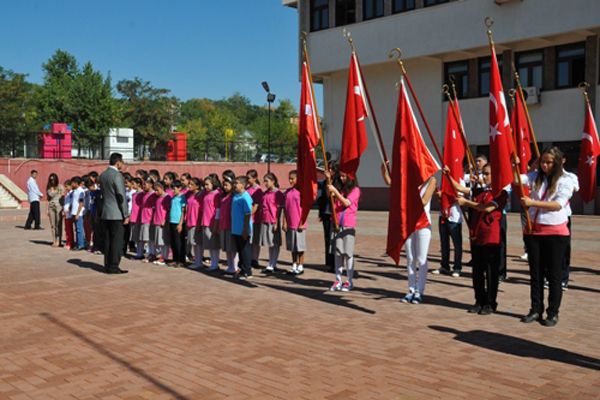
[0,131,298,163]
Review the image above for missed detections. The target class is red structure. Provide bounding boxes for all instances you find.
[39,123,72,159]
[166,132,188,161]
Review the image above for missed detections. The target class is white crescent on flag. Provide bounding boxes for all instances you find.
[582,132,594,144]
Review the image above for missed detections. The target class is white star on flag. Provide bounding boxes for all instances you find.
[304,104,312,117]
[587,155,595,166]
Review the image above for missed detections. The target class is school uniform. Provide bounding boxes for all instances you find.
[152,194,171,248]
[140,191,156,242]
[219,192,234,252]
[469,189,508,311]
[259,189,284,247]
[169,194,187,264]
[198,189,220,250]
[284,187,306,252]
[185,191,201,247]
[70,186,86,250]
[129,191,143,243]
[331,187,360,258]
[522,172,575,319]
[231,191,254,277]
[247,184,263,266]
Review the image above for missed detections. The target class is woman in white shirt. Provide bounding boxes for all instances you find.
[519,147,574,327]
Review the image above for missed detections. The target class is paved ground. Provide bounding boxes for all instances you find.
[1,209,599,399]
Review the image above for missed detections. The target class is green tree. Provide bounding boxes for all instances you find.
[117,77,178,159]
[0,67,38,155]
[35,50,78,124]
[249,98,298,160]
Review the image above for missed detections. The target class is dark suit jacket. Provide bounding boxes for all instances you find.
[99,166,129,221]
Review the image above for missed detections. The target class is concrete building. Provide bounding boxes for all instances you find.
[284,0,600,213]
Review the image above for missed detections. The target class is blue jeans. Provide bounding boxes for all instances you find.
[439,216,462,271]
[74,216,86,249]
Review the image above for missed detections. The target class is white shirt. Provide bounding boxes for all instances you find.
[562,170,580,217]
[522,172,574,226]
[27,176,42,203]
[446,178,465,224]
[126,188,136,214]
[70,186,86,218]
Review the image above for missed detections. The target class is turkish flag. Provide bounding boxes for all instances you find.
[488,46,514,197]
[511,90,532,174]
[296,61,320,225]
[339,53,368,179]
[440,100,466,217]
[577,101,600,203]
[386,78,440,265]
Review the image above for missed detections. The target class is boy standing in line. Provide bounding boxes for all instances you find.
[231,176,254,280]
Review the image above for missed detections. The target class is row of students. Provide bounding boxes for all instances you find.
[121,168,316,280]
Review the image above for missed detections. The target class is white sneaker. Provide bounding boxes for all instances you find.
[451,271,460,278]
[296,265,304,275]
[265,265,275,273]
[520,253,528,261]
[290,264,298,274]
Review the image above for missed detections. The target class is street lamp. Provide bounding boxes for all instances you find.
[261,81,276,173]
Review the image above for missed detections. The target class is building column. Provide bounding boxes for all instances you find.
[329,0,336,28]
[356,0,363,22]
[543,47,556,91]
[384,0,392,16]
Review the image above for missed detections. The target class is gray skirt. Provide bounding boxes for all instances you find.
[330,227,356,257]
[200,226,219,250]
[130,222,141,242]
[285,229,306,252]
[153,224,169,247]
[187,226,199,246]
[259,223,282,247]
[139,223,151,242]
[220,229,234,252]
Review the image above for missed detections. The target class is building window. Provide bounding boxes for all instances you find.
[336,0,356,26]
[516,50,543,89]
[392,0,416,13]
[556,43,585,89]
[310,0,329,32]
[444,61,469,99]
[363,0,384,21]
[424,0,449,7]
[478,56,503,97]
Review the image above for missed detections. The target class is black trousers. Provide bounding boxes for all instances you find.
[562,217,572,284]
[122,222,131,255]
[524,234,569,317]
[322,216,334,268]
[233,234,252,276]
[169,223,185,263]
[439,216,463,271]
[94,213,105,252]
[103,219,124,272]
[498,213,508,278]
[25,201,41,229]
[472,244,500,309]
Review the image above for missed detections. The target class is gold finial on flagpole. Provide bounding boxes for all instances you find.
[485,16,494,45]
[579,81,591,105]
[442,84,451,96]
[342,28,356,52]
[388,47,407,75]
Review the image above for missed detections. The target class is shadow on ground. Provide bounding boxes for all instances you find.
[430,325,600,371]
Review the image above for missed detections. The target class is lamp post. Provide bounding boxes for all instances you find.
[261,81,276,173]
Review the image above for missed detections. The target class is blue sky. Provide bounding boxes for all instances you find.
[0,0,318,109]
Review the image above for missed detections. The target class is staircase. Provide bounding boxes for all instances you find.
[0,175,26,209]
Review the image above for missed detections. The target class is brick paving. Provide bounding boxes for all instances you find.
[1,210,599,399]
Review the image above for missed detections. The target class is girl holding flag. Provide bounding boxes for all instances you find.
[327,171,360,292]
[519,146,575,327]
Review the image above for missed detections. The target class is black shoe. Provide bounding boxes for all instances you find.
[468,304,482,314]
[478,305,493,315]
[521,311,542,323]
[108,268,128,274]
[543,315,559,327]
[499,274,507,282]
[24,226,32,230]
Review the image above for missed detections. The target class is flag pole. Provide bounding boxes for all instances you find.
[388,48,444,162]
[448,77,477,172]
[485,17,532,233]
[301,32,339,232]
[579,81,591,106]
[342,28,390,175]
[443,84,476,175]
[512,65,541,159]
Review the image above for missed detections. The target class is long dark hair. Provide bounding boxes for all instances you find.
[205,173,221,190]
[534,146,564,195]
[46,173,59,191]
[263,172,279,189]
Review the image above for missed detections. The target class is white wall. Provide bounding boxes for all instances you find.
[306,0,600,74]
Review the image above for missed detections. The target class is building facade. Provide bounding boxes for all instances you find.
[284,0,600,213]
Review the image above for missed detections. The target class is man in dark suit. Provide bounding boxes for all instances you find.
[99,153,130,274]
